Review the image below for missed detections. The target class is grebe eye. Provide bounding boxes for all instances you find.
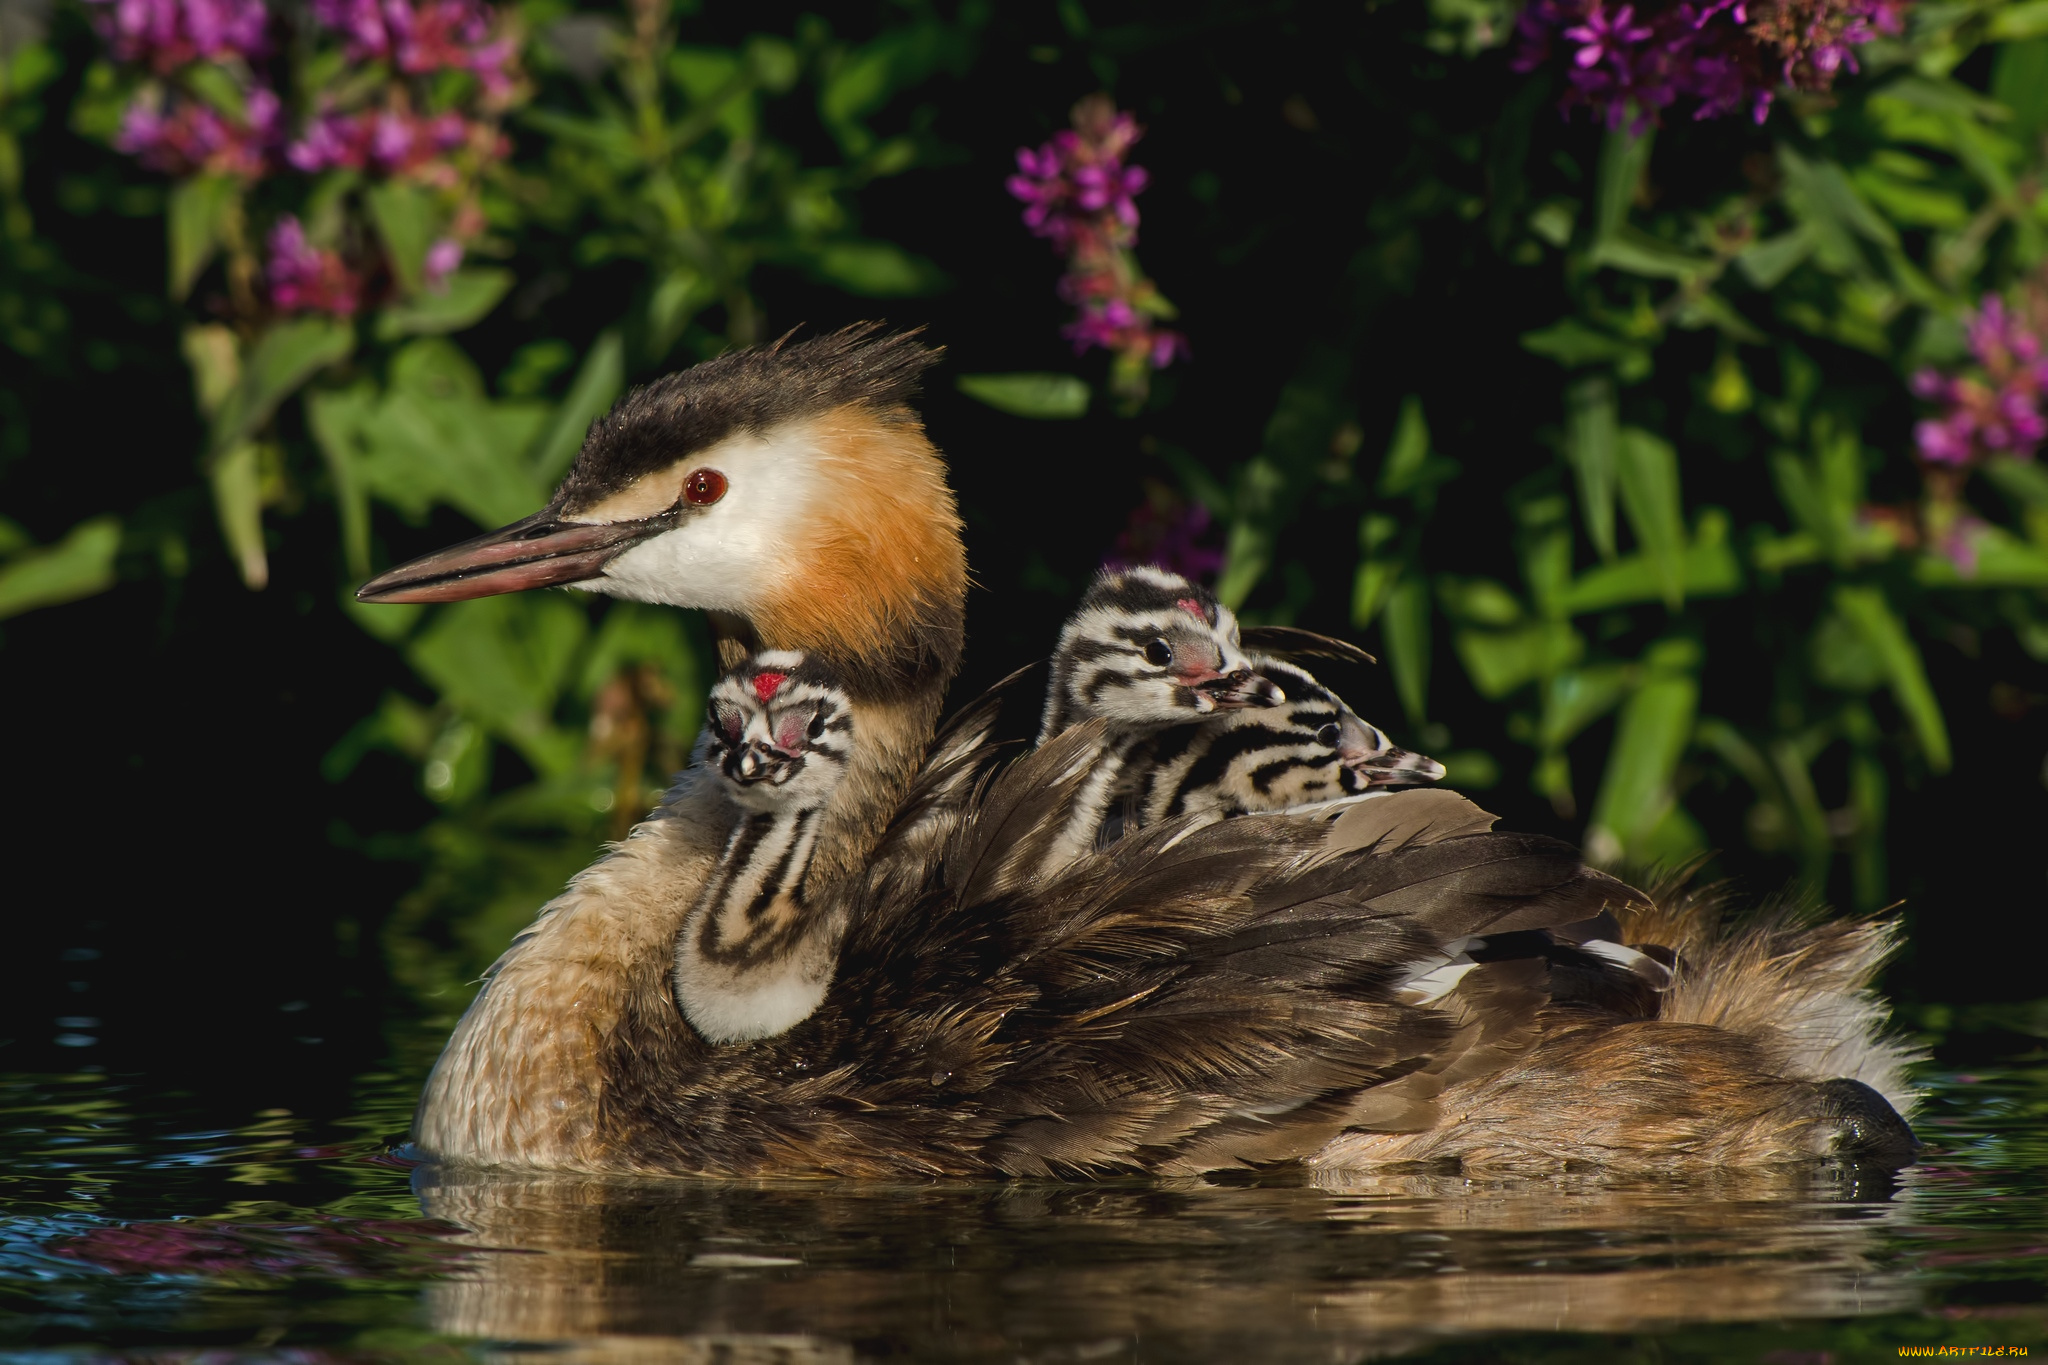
[1142,638,1173,667]
[807,712,827,740]
[683,468,727,506]
[1316,723,1342,748]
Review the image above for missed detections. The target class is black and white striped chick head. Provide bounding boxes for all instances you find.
[701,650,855,813]
[1131,658,1446,824]
[1040,566,1283,741]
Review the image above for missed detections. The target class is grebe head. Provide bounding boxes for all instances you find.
[1042,566,1283,740]
[1249,659,1445,797]
[703,651,854,813]
[355,326,967,699]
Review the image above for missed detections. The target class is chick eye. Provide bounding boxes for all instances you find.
[683,468,727,506]
[1142,638,1173,667]
[1316,723,1342,748]
[807,712,827,740]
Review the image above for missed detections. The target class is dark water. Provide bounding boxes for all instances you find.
[3,1020,2044,1365]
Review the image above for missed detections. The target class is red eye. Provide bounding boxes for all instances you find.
[683,468,727,506]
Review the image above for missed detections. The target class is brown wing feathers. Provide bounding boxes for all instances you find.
[674,785,1643,1176]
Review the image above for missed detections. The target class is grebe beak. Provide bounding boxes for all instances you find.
[1337,714,1446,786]
[355,507,677,604]
[1190,667,1286,711]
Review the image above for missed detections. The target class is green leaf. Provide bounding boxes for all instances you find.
[1565,374,1619,560]
[1592,124,1654,245]
[1851,168,1970,230]
[1990,3,2048,41]
[1615,427,1686,608]
[307,383,377,578]
[1453,620,1583,698]
[1584,641,1700,865]
[208,317,355,455]
[1215,456,1287,609]
[1589,226,1712,281]
[819,45,894,131]
[208,440,267,590]
[955,372,1090,420]
[1811,606,1887,692]
[1378,395,1431,496]
[0,516,121,620]
[1983,454,2048,507]
[1521,318,1650,371]
[166,175,238,301]
[1736,225,1816,289]
[1559,507,1741,614]
[180,324,240,418]
[527,330,625,484]
[1351,514,1401,629]
[1913,524,2048,586]
[347,339,552,530]
[1380,575,1432,725]
[745,35,800,93]
[366,181,437,296]
[1438,576,1524,626]
[1832,584,1951,772]
[182,62,247,120]
[1537,661,1633,750]
[375,268,515,340]
[1777,146,1895,277]
[1994,36,2048,143]
[808,240,944,296]
[407,594,589,779]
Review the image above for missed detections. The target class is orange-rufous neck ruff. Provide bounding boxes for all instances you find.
[750,404,966,699]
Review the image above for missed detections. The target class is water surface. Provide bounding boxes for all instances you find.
[2,1033,2042,1363]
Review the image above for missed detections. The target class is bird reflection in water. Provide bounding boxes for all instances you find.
[417,1160,1920,1364]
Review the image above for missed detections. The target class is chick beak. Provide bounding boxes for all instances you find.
[1187,666,1285,711]
[355,506,676,604]
[1338,714,1446,787]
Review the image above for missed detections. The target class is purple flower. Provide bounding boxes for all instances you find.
[1938,513,1988,575]
[1514,0,1906,128]
[267,216,362,315]
[84,0,269,71]
[115,83,278,177]
[306,0,519,97]
[1008,94,1186,399]
[1104,488,1226,584]
[1912,284,2048,469]
[423,237,464,286]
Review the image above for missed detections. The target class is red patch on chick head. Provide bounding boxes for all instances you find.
[1175,597,1210,624]
[751,671,788,704]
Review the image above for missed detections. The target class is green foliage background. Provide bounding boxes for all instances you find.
[2,0,2044,1065]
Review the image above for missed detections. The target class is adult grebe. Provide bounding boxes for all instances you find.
[359,326,1919,1177]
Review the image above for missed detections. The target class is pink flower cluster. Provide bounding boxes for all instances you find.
[87,0,282,178]
[309,0,519,99]
[287,108,474,178]
[89,0,519,318]
[1007,95,1187,398]
[1513,0,1905,128]
[1912,295,2048,468]
[267,218,364,316]
[116,86,279,178]
[83,0,268,72]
